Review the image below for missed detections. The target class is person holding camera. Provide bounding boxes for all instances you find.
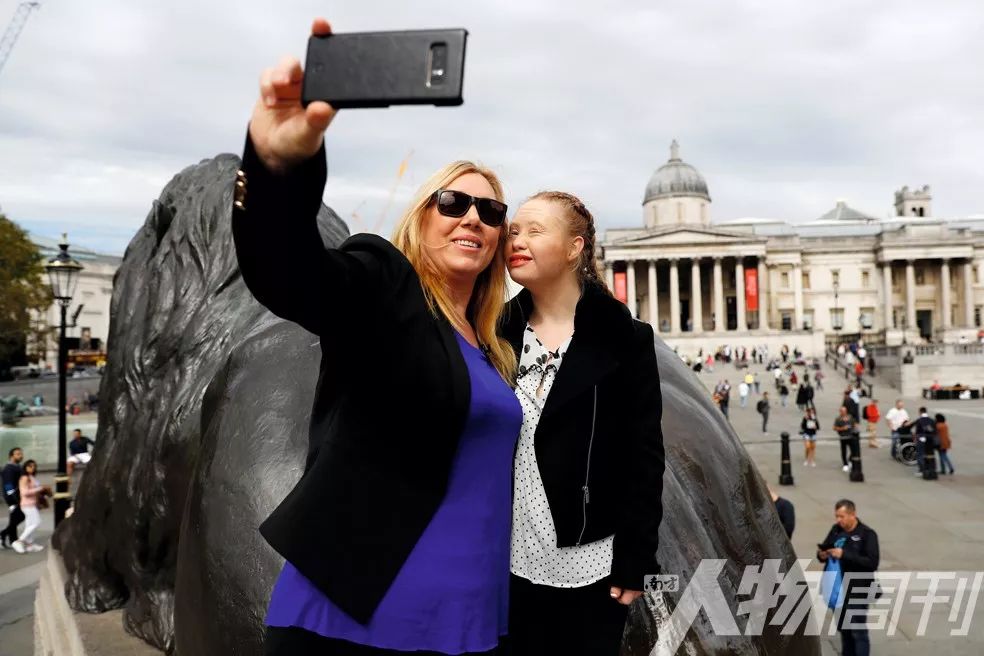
[833,406,858,473]
[817,500,879,656]
[238,18,522,656]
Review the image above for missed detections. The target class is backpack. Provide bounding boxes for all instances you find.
[756,399,767,414]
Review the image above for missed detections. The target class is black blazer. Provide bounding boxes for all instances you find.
[502,285,665,590]
[232,136,477,624]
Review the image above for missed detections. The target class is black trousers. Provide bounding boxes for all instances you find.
[508,574,628,656]
[264,626,499,656]
[2,505,24,543]
[840,439,850,467]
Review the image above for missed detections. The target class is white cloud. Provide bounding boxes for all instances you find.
[1,0,982,255]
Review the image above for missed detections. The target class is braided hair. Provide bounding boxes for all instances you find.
[527,190,612,295]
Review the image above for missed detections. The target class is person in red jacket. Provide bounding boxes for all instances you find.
[863,399,880,448]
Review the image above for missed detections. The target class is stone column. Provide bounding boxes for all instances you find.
[605,261,614,291]
[940,259,952,329]
[713,257,725,332]
[768,264,779,330]
[648,260,659,329]
[669,258,681,333]
[964,260,975,328]
[626,260,637,318]
[735,259,746,331]
[882,261,893,330]
[757,258,769,330]
[690,258,703,333]
[793,263,804,330]
[905,260,917,330]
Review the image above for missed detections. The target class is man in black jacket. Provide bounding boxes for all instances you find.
[1,447,24,549]
[818,499,879,656]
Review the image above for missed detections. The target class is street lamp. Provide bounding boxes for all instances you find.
[45,234,83,527]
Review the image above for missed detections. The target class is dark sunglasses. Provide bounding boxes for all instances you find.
[432,189,508,227]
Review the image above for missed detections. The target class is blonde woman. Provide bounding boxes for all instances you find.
[235,18,519,656]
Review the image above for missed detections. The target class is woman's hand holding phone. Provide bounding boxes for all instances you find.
[249,18,337,173]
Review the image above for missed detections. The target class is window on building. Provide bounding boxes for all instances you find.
[780,311,792,331]
[802,310,814,330]
[831,270,840,287]
[859,308,875,330]
[862,270,870,287]
[830,308,845,331]
[781,272,790,288]
[802,271,810,289]
[915,267,925,285]
[976,306,982,328]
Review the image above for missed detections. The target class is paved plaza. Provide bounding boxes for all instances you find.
[699,359,984,655]
[1,364,982,654]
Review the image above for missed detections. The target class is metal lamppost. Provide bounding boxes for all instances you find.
[45,234,83,527]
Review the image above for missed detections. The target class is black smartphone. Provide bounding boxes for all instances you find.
[302,29,468,108]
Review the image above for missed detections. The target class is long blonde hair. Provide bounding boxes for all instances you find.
[391,161,516,383]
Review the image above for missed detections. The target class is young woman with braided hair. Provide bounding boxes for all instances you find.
[502,191,665,654]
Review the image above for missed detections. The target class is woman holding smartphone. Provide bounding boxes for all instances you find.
[502,191,665,654]
[237,18,520,656]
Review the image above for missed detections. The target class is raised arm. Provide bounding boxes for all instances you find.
[232,18,389,336]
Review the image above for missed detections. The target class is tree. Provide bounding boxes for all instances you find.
[0,210,52,372]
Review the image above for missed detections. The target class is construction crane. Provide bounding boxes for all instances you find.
[372,150,414,234]
[0,2,40,77]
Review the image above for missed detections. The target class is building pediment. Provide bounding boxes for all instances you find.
[607,225,767,247]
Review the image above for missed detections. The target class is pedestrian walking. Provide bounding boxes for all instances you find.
[801,408,819,467]
[1,448,24,549]
[842,388,860,423]
[753,372,761,394]
[716,380,731,418]
[936,413,954,475]
[738,381,750,408]
[817,500,879,656]
[757,392,771,434]
[862,399,880,448]
[795,383,809,411]
[779,384,790,408]
[833,406,858,473]
[815,370,824,391]
[11,460,50,554]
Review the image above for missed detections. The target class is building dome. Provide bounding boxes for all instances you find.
[643,140,711,205]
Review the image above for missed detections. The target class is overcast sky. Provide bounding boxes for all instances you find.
[1,0,982,255]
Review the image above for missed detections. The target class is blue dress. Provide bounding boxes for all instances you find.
[265,332,522,653]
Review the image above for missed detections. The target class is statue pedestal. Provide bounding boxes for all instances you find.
[34,548,161,656]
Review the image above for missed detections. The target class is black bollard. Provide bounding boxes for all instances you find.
[922,441,939,480]
[849,434,865,482]
[779,431,794,485]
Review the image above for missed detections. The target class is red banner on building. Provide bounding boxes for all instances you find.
[614,271,628,304]
[745,267,759,312]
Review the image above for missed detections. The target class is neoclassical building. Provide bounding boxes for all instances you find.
[600,142,984,354]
